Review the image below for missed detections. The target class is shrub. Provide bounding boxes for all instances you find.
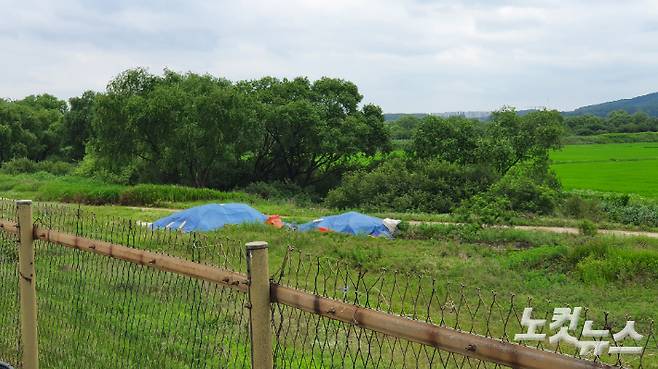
[326,158,496,213]
[561,195,603,220]
[36,178,123,204]
[578,220,598,236]
[504,238,658,285]
[602,203,658,227]
[454,194,513,226]
[561,239,658,283]
[563,190,658,227]
[489,160,560,214]
[73,152,137,185]
[1,158,74,176]
[505,245,568,270]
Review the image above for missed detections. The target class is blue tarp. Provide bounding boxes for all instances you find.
[299,211,392,238]
[151,203,267,232]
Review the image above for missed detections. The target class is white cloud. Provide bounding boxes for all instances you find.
[0,0,657,112]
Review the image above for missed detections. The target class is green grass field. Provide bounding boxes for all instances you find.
[551,143,658,198]
[1,203,657,368]
[0,187,656,368]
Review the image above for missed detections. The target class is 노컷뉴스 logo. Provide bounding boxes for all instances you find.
[514,307,645,356]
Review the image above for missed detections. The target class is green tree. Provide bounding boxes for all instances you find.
[243,76,390,188]
[411,115,480,163]
[91,68,259,188]
[387,115,420,140]
[479,108,564,174]
[62,90,98,161]
[0,94,66,163]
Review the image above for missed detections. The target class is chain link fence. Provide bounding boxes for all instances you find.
[0,200,656,369]
[34,239,250,369]
[271,248,657,369]
[0,221,20,366]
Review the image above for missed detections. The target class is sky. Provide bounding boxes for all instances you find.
[1,0,658,113]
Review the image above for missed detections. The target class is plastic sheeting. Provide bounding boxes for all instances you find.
[299,211,393,238]
[151,203,267,232]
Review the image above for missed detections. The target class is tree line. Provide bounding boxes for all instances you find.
[2,67,567,216]
[1,68,388,191]
[388,110,658,140]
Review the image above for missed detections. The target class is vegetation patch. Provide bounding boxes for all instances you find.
[550,143,658,198]
[0,173,255,206]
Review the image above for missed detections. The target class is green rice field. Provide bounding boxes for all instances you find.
[551,143,658,198]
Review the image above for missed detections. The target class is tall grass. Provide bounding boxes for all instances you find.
[0,173,257,206]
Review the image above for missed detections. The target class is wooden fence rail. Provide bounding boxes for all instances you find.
[0,204,613,369]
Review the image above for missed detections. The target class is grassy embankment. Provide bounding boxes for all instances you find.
[3,170,658,232]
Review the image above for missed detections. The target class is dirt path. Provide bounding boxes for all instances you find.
[132,206,658,239]
[408,221,658,239]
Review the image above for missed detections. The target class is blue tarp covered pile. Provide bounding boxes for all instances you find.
[299,211,394,238]
[151,203,267,232]
[150,205,398,238]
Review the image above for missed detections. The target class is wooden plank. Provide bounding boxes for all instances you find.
[0,219,19,235]
[32,225,249,293]
[0,217,618,369]
[271,284,613,369]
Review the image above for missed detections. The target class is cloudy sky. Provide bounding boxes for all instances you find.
[1,0,658,112]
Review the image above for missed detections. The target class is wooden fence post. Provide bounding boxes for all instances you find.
[17,200,39,369]
[246,241,273,369]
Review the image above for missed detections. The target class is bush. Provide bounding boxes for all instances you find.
[73,151,137,185]
[505,239,658,285]
[37,178,123,205]
[1,158,74,176]
[3,173,257,206]
[561,191,658,227]
[578,220,598,236]
[561,195,603,220]
[454,194,513,226]
[563,132,658,145]
[489,160,560,214]
[505,245,568,270]
[602,203,658,227]
[326,158,496,213]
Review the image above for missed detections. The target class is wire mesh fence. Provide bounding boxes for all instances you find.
[0,199,251,369]
[0,222,20,367]
[0,199,656,369]
[30,202,246,273]
[34,239,251,369]
[272,248,657,369]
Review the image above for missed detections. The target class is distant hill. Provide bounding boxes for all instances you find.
[385,91,658,121]
[568,92,658,117]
